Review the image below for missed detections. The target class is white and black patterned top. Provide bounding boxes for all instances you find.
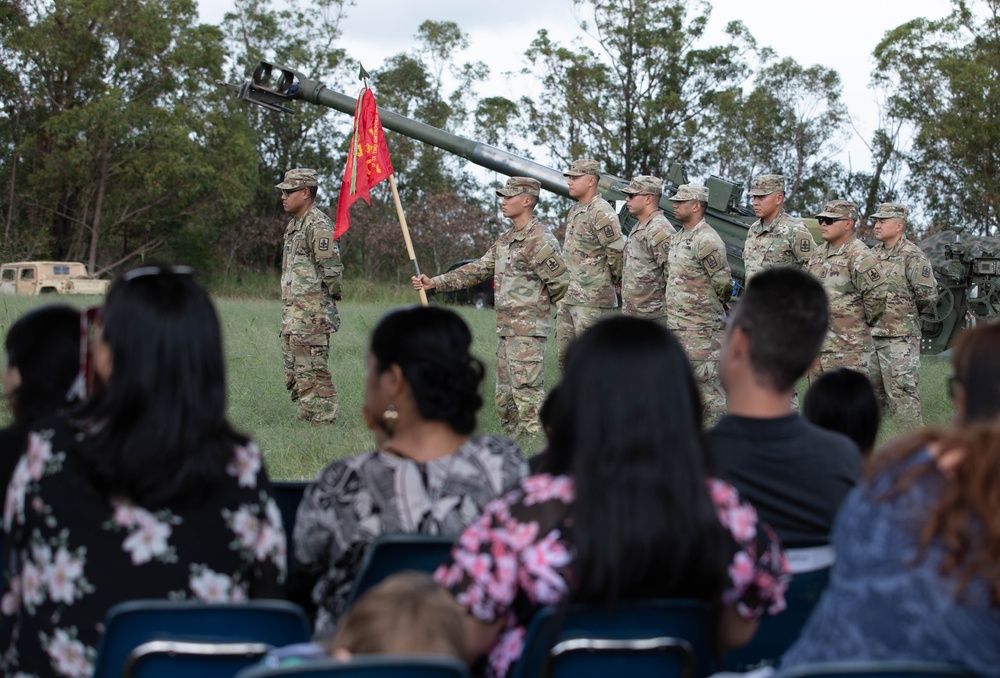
[291,435,527,636]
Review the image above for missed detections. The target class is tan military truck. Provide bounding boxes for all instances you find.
[0,262,109,296]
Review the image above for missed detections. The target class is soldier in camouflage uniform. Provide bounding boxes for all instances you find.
[412,177,568,437]
[868,203,938,424]
[277,168,343,424]
[556,158,625,370]
[620,175,676,323]
[665,184,733,424]
[744,174,814,281]
[806,200,887,384]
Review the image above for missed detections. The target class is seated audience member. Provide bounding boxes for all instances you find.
[803,368,881,457]
[1,305,81,489]
[265,572,464,666]
[291,306,527,637]
[0,266,286,678]
[436,316,789,678]
[781,323,1000,674]
[710,267,862,546]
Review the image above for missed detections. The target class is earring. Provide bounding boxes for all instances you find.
[382,404,398,434]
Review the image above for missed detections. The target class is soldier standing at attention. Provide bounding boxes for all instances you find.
[556,158,625,370]
[806,200,887,384]
[412,177,568,438]
[868,203,938,424]
[277,168,343,424]
[620,175,676,323]
[665,184,732,424]
[743,174,814,281]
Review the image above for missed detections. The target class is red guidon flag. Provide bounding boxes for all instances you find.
[334,87,394,239]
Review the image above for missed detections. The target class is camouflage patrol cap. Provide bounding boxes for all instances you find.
[748,174,785,196]
[621,175,663,196]
[871,202,909,220]
[563,158,601,177]
[668,184,709,202]
[815,200,860,223]
[275,168,319,190]
[496,176,541,198]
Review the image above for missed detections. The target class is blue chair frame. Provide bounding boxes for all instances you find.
[235,654,470,678]
[776,661,975,678]
[92,599,311,678]
[509,599,714,678]
[342,533,455,609]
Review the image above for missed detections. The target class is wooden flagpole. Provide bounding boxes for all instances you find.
[388,174,428,307]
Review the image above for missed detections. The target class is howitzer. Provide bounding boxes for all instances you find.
[225,60,994,353]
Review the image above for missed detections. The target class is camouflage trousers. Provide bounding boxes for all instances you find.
[555,303,616,371]
[691,359,727,426]
[869,335,922,425]
[806,351,871,386]
[281,332,339,424]
[496,335,546,438]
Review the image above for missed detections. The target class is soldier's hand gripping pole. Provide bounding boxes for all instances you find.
[389,175,429,307]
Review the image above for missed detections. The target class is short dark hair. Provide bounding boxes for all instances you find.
[4,305,81,425]
[730,267,829,392]
[803,368,880,457]
[526,194,538,210]
[370,306,484,435]
[79,266,247,509]
[308,185,318,199]
[951,323,1000,424]
[546,317,729,606]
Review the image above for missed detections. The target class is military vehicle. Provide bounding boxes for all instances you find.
[0,261,109,296]
[226,61,997,354]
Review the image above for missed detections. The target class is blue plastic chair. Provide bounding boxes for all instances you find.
[272,480,309,556]
[509,599,714,678]
[92,599,311,678]
[776,661,975,678]
[342,533,456,609]
[725,560,832,671]
[236,655,470,678]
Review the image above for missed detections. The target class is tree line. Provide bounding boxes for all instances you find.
[1,0,996,285]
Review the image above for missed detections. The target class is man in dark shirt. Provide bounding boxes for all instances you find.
[710,267,862,546]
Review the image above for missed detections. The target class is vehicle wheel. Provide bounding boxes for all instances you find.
[40,287,57,294]
[474,292,488,310]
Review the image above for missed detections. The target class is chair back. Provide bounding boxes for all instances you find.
[509,599,714,678]
[776,660,975,678]
[272,480,309,557]
[235,654,470,678]
[92,599,311,678]
[725,548,833,671]
[343,533,455,609]
[123,640,273,678]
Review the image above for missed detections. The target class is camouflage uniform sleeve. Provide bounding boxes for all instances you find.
[529,230,569,303]
[790,222,815,266]
[906,248,939,318]
[309,219,343,299]
[593,202,625,281]
[698,232,733,303]
[853,249,888,327]
[432,244,497,293]
[648,224,672,267]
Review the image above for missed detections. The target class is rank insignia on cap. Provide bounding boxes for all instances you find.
[318,237,330,252]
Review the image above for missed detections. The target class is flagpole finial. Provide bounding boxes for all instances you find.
[358,63,370,84]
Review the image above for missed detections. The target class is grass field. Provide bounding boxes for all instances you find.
[0,289,955,481]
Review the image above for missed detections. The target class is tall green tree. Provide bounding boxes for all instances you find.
[874,0,1000,235]
[523,0,753,178]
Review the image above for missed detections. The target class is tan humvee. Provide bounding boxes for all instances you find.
[0,262,109,296]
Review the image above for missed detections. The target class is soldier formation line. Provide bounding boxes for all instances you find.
[278,163,937,436]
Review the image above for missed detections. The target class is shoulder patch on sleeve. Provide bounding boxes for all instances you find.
[536,242,568,276]
[313,227,335,259]
[796,234,814,259]
[857,255,884,285]
[698,241,725,274]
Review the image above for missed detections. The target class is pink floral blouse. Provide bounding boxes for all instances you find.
[0,421,286,678]
[434,473,789,678]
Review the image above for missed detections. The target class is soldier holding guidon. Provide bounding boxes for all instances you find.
[665,184,733,424]
[620,175,676,323]
[412,177,568,438]
[556,158,625,370]
[743,174,814,281]
[277,168,343,424]
[806,200,887,383]
[868,203,938,424]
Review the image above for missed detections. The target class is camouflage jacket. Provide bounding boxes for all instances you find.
[871,236,938,338]
[622,211,676,320]
[281,203,343,335]
[743,211,814,281]
[807,237,887,354]
[665,220,733,358]
[433,218,569,337]
[562,194,624,307]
